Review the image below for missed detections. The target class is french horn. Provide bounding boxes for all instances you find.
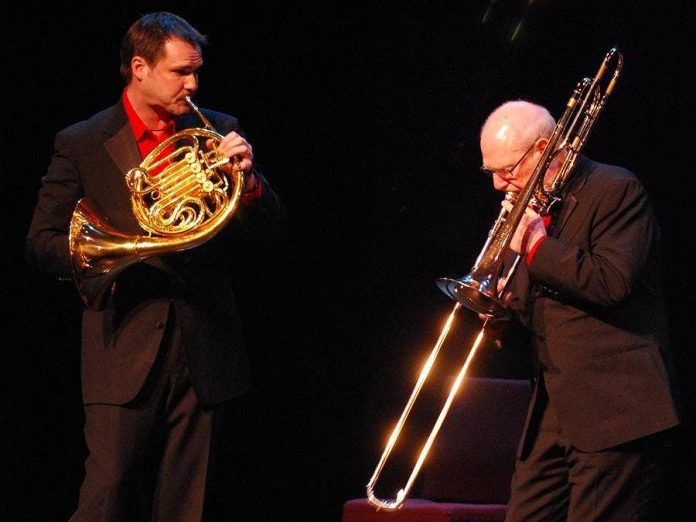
[69,96,245,310]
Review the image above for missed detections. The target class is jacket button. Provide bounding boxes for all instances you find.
[156,321,165,329]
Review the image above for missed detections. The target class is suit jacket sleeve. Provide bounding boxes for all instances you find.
[527,171,657,307]
[26,130,84,279]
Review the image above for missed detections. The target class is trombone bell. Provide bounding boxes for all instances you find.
[437,275,506,318]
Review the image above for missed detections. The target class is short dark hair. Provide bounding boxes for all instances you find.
[120,12,208,84]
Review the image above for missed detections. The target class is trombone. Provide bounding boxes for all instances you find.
[366,47,623,511]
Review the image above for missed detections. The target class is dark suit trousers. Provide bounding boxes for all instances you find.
[505,381,678,522]
[71,320,213,522]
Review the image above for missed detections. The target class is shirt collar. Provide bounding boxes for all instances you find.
[121,89,175,141]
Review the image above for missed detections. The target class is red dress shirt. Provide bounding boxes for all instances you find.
[525,215,552,266]
[122,89,175,161]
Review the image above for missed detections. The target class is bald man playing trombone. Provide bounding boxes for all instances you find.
[478,100,681,521]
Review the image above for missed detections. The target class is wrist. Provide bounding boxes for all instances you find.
[525,235,547,266]
[239,169,263,201]
[243,171,257,193]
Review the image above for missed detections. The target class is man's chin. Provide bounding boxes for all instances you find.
[170,101,190,115]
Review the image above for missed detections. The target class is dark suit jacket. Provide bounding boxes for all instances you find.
[26,100,285,406]
[509,156,680,452]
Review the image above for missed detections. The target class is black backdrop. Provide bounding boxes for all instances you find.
[4,1,696,521]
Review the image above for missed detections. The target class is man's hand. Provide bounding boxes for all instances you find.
[215,131,254,172]
[502,200,547,254]
[207,132,257,192]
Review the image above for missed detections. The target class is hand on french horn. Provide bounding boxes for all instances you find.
[209,131,254,171]
[501,199,547,255]
[207,132,257,192]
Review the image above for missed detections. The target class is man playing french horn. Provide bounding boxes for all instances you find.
[479,100,681,521]
[25,11,285,521]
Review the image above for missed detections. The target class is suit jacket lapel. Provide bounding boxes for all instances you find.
[97,101,143,233]
[105,123,141,176]
[551,194,578,238]
[103,100,141,176]
[550,156,590,238]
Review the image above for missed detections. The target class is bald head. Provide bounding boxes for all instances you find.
[481,100,555,155]
[479,100,558,193]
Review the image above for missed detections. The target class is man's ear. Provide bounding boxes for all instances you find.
[131,56,148,81]
[535,137,549,152]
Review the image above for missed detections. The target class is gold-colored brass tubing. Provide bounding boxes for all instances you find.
[69,98,244,310]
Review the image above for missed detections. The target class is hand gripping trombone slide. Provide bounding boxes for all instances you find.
[366,47,623,511]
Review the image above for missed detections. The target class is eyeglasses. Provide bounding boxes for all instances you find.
[480,142,535,179]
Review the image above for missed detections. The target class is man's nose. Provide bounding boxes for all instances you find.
[183,73,198,91]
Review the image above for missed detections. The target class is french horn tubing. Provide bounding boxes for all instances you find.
[69,96,245,310]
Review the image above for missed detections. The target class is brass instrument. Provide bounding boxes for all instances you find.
[69,96,245,310]
[366,47,623,511]
[438,47,622,313]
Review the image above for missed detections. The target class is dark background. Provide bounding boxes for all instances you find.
[3,1,695,521]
